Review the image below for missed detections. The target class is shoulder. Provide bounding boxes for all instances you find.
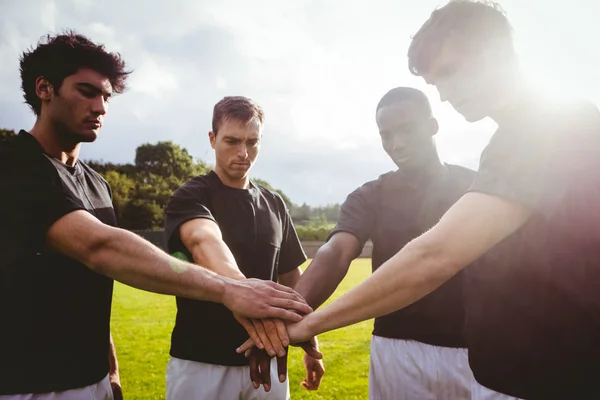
[446,164,477,184]
[254,183,288,211]
[172,174,214,199]
[360,171,393,192]
[339,173,392,209]
[0,136,59,182]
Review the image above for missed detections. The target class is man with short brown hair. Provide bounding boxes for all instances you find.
[164,96,323,400]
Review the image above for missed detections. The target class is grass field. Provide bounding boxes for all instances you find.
[111,259,373,399]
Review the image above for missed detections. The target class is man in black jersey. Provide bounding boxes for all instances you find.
[277,1,600,399]
[164,96,323,400]
[0,32,311,400]
[247,87,512,399]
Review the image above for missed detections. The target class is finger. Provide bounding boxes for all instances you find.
[274,319,290,348]
[237,317,264,350]
[300,342,323,359]
[277,353,288,383]
[253,319,276,357]
[237,338,255,354]
[259,352,271,392]
[264,307,304,322]
[313,363,325,389]
[272,286,312,306]
[263,319,286,357]
[249,351,261,389]
[269,296,313,315]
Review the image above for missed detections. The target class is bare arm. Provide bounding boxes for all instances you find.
[180,218,245,280]
[108,333,122,399]
[289,192,532,341]
[108,332,118,376]
[46,210,312,320]
[293,232,361,309]
[179,217,298,357]
[278,267,302,288]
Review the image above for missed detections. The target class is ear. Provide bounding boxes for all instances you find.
[209,131,217,149]
[429,118,439,137]
[35,76,53,101]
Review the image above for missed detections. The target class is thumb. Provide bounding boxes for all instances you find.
[301,342,323,360]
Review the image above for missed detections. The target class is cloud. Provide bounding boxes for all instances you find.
[1,0,597,205]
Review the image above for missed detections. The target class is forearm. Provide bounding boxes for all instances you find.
[307,237,459,335]
[293,246,351,309]
[88,227,228,302]
[191,238,246,281]
[109,332,118,374]
[278,267,302,289]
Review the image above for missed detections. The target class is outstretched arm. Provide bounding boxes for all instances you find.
[287,192,531,341]
[46,210,312,321]
[293,232,361,309]
[178,217,300,357]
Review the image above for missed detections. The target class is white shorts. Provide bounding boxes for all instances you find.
[166,357,290,400]
[369,336,520,400]
[0,375,112,400]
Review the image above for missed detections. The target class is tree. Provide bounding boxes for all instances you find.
[0,128,16,140]
[104,171,135,223]
[135,141,208,180]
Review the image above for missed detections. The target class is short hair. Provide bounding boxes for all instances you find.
[408,0,513,76]
[376,87,432,115]
[212,96,265,135]
[20,30,130,116]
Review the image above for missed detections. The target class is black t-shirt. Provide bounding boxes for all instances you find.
[164,171,307,366]
[465,96,600,399]
[330,164,475,347]
[0,131,117,395]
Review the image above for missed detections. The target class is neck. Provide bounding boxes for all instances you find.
[29,117,81,166]
[213,165,251,189]
[398,150,445,183]
[398,148,446,182]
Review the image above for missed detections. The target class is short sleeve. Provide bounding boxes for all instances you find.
[328,180,378,253]
[164,180,216,253]
[277,198,307,275]
[469,101,600,217]
[0,156,85,249]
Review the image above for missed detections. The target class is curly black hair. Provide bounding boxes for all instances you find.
[20,30,131,115]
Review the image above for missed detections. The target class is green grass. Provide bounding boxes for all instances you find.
[111,259,373,399]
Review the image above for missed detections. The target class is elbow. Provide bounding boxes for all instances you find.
[316,242,351,274]
[84,227,120,274]
[409,236,463,281]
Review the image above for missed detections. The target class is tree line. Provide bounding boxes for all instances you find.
[1,128,339,239]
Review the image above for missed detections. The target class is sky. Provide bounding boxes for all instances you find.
[1,0,599,205]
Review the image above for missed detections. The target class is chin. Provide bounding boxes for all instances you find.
[76,130,99,143]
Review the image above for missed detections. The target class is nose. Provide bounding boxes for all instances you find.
[391,135,408,151]
[237,145,248,159]
[91,96,108,116]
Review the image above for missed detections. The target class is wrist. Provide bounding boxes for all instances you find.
[305,312,322,339]
[217,275,234,305]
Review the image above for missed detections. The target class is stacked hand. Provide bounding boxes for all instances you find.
[244,344,324,392]
[235,316,324,391]
[222,278,312,321]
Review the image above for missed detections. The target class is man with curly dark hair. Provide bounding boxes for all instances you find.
[0,31,312,400]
